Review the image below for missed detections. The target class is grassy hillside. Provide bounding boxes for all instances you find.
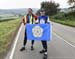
[0,18,21,59]
[51,11,75,27]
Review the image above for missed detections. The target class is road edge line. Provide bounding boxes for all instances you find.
[53,32,75,48]
[8,24,23,59]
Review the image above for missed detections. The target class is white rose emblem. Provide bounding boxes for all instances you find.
[32,26,43,37]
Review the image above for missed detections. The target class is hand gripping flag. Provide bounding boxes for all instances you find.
[25,24,52,41]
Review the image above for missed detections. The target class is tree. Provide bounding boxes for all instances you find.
[68,0,75,7]
[41,1,60,16]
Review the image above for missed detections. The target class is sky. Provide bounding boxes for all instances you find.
[0,0,70,9]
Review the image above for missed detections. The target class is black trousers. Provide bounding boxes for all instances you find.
[23,29,34,46]
[41,41,47,51]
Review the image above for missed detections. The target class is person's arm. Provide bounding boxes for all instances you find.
[35,16,39,24]
[47,16,49,24]
[32,14,37,20]
[34,15,38,20]
[47,16,51,24]
[33,14,38,24]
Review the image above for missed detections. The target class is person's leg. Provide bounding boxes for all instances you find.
[20,29,27,51]
[23,30,27,46]
[40,41,47,53]
[31,40,34,50]
[31,40,34,46]
[42,41,47,56]
[42,41,47,51]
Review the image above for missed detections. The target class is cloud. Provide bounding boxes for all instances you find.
[0,0,70,9]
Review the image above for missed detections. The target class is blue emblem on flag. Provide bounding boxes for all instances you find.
[26,24,52,41]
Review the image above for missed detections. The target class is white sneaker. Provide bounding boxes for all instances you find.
[44,52,47,56]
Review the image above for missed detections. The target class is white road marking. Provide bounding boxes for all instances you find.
[9,24,23,59]
[65,28,75,33]
[53,32,75,48]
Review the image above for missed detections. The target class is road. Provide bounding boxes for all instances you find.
[6,22,75,59]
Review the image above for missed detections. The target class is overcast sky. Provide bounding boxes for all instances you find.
[0,0,70,9]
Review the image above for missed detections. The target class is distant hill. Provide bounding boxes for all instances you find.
[0,8,38,16]
[60,7,75,13]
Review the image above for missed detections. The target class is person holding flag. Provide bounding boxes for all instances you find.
[37,8,50,56]
[20,8,37,51]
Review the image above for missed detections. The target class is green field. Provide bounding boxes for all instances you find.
[0,18,21,58]
[51,19,75,27]
[51,11,75,27]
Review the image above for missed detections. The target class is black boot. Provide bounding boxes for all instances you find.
[20,47,25,51]
[39,49,47,54]
[31,46,34,51]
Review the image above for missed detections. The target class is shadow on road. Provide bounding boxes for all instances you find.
[43,55,47,59]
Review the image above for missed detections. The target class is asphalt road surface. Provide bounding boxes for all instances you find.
[6,22,75,59]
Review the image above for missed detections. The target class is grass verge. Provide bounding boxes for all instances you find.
[0,18,21,59]
[51,19,75,27]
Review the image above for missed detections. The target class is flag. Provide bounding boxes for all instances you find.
[26,24,52,41]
